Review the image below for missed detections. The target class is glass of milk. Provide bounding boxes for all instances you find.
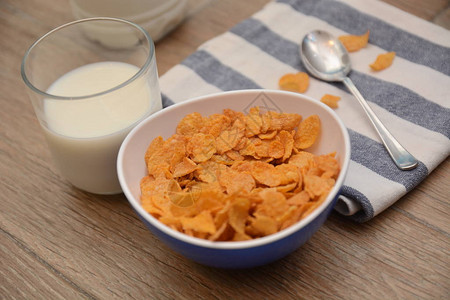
[21,18,162,195]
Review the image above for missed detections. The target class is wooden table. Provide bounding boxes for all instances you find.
[1,0,449,299]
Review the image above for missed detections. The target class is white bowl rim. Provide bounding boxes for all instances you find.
[117,89,351,250]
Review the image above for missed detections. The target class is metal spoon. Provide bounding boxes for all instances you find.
[300,30,418,170]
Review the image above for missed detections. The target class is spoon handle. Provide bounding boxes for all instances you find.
[343,77,418,170]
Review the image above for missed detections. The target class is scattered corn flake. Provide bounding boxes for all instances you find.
[338,30,370,52]
[370,51,396,71]
[320,94,341,109]
[140,107,339,241]
[279,72,310,93]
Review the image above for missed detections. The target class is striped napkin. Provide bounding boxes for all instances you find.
[159,0,450,222]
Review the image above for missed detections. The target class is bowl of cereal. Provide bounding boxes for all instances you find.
[117,89,350,268]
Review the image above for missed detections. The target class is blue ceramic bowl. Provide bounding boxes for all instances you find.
[117,90,351,268]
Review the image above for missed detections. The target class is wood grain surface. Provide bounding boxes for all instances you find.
[1,0,449,299]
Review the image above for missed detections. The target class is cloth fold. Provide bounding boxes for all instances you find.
[159,0,450,222]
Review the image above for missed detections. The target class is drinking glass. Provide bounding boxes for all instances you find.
[21,18,162,194]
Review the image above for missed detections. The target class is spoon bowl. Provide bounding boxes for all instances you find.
[301,30,351,81]
[300,30,418,170]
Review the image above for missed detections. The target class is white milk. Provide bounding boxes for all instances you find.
[44,61,161,194]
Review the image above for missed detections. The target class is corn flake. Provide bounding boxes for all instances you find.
[320,94,341,109]
[279,72,310,93]
[370,52,396,71]
[294,115,321,150]
[338,30,370,52]
[140,107,339,241]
